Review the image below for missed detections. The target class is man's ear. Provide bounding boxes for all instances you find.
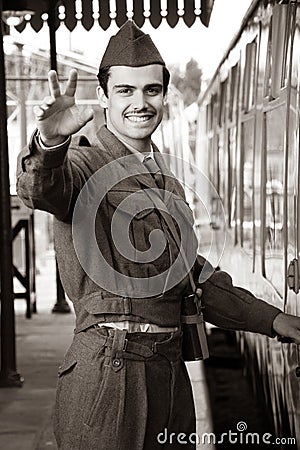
[96,86,108,108]
[163,93,168,106]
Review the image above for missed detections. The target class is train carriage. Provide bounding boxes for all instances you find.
[194,0,300,444]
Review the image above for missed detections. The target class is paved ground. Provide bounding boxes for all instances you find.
[0,251,215,450]
[0,251,74,450]
[0,313,74,450]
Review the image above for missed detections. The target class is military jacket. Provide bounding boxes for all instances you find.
[17,126,281,336]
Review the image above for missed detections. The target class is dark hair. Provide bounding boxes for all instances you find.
[97,65,170,97]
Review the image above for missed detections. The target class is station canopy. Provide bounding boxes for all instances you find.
[3,0,215,32]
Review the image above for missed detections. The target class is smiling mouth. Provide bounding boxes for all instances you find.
[125,114,154,123]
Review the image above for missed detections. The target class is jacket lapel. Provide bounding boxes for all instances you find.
[96,126,180,195]
[152,143,178,199]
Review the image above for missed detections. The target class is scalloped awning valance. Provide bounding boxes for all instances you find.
[3,0,215,32]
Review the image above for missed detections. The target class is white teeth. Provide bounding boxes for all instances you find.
[126,116,151,122]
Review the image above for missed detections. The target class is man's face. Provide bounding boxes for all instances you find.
[98,64,165,150]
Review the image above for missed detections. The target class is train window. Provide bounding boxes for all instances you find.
[280,4,292,88]
[206,105,209,132]
[229,64,238,122]
[242,41,257,112]
[253,140,262,255]
[218,132,226,208]
[286,92,297,285]
[211,93,218,130]
[291,4,300,90]
[264,4,289,98]
[240,119,255,252]
[264,17,272,98]
[209,134,219,194]
[206,103,212,132]
[206,94,217,134]
[218,80,227,126]
[263,106,285,297]
[228,127,237,231]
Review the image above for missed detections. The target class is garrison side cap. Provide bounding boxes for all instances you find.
[98,20,166,72]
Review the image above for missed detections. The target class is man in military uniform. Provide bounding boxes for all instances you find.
[17,21,300,450]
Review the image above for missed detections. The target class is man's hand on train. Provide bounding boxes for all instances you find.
[272,313,300,344]
[33,69,94,147]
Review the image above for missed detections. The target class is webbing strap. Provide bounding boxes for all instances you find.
[181,314,204,324]
[146,189,209,360]
[84,295,179,318]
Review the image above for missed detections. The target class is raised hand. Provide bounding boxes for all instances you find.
[33,69,94,146]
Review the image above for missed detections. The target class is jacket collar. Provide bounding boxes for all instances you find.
[96,125,178,195]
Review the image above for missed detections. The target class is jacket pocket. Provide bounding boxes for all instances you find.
[84,364,110,426]
[58,354,77,377]
[107,189,155,219]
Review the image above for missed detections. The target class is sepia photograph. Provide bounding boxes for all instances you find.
[0,1,300,449]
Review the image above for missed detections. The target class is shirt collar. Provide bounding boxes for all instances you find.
[97,126,155,163]
[116,138,154,163]
[140,145,154,162]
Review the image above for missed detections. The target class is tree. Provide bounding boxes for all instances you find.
[170,58,202,106]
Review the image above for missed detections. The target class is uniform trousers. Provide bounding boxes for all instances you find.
[53,326,196,449]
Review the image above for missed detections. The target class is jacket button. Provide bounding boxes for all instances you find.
[112,358,121,367]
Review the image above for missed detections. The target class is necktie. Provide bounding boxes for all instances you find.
[143,156,164,190]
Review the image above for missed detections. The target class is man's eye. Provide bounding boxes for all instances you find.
[146,88,160,95]
[118,88,132,95]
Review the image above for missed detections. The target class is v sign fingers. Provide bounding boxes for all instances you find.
[64,69,78,97]
[48,70,62,98]
[35,69,93,146]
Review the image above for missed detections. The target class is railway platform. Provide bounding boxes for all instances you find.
[0,251,215,450]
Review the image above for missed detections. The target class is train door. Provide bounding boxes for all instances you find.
[284,2,300,442]
[263,2,300,441]
[283,73,300,450]
[260,2,300,441]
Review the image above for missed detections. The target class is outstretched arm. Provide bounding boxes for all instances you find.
[194,255,300,344]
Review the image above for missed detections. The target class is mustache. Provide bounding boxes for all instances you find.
[125,108,155,115]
